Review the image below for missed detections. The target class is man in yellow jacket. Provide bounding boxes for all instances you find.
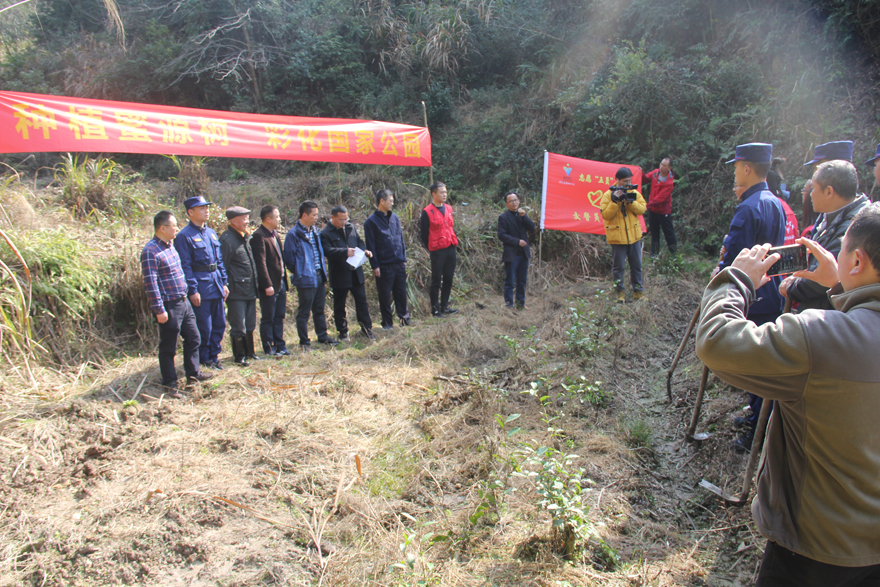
[600,167,648,302]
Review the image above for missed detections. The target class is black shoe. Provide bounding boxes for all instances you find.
[441,307,458,315]
[187,371,215,384]
[300,344,312,352]
[276,348,291,356]
[432,310,447,318]
[363,329,376,340]
[264,349,277,356]
[400,317,414,327]
[318,338,340,346]
[732,433,754,454]
[382,325,393,330]
[733,416,749,428]
[203,360,223,370]
[340,335,351,342]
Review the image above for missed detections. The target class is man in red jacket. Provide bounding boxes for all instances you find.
[419,182,459,317]
[642,157,678,256]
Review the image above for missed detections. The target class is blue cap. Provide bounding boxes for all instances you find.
[183,195,213,209]
[726,143,773,164]
[865,143,880,166]
[803,140,853,166]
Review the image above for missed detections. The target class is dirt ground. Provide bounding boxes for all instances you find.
[0,261,765,587]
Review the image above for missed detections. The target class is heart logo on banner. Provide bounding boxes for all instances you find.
[586,190,604,209]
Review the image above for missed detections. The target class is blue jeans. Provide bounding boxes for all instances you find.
[610,242,643,292]
[504,254,529,308]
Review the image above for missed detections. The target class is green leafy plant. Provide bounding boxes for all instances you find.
[559,376,611,409]
[512,444,595,560]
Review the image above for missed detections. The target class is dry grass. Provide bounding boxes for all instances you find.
[0,173,761,587]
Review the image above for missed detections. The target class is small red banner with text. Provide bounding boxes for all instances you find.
[0,91,431,167]
[541,152,645,235]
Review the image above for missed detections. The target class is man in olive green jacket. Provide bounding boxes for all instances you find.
[600,167,647,303]
[696,203,880,585]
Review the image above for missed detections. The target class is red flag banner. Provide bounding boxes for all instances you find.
[540,151,645,235]
[0,91,431,166]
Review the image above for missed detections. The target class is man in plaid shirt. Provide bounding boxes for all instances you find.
[141,211,213,398]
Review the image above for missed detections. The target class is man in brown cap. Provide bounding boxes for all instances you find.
[219,206,260,366]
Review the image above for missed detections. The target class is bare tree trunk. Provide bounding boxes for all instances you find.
[230,0,262,110]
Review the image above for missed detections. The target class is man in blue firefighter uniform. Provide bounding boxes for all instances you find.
[174,195,229,370]
[716,143,786,452]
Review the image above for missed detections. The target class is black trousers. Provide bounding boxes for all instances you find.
[757,540,880,587]
[648,210,677,255]
[226,297,256,337]
[258,284,287,352]
[375,262,409,328]
[429,245,456,312]
[295,281,329,345]
[332,283,372,336]
[157,297,200,387]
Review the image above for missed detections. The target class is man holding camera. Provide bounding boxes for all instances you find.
[696,204,880,586]
[600,167,647,303]
[780,160,869,312]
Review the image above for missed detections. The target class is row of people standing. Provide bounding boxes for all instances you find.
[143,181,547,396]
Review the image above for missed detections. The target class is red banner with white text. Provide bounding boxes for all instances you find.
[540,152,645,235]
[0,91,431,166]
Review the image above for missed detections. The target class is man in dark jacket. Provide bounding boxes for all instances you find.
[250,205,289,356]
[497,192,535,309]
[283,200,338,350]
[780,160,869,312]
[320,205,375,341]
[419,182,459,317]
[364,189,412,329]
[219,206,260,366]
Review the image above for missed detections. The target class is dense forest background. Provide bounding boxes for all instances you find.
[2,0,880,253]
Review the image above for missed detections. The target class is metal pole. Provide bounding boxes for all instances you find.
[421,101,433,186]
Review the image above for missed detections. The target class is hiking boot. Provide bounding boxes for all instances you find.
[633,290,646,301]
[616,290,625,304]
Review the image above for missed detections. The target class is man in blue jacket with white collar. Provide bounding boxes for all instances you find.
[283,201,338,350]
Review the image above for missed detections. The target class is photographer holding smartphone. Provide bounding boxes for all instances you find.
[697,204,880,586]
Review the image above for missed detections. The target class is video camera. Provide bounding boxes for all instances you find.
[610,184,638,204]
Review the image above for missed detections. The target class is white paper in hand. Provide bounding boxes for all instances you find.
[347,247,366,269]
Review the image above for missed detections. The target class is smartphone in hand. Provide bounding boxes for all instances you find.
[767,244,808,277]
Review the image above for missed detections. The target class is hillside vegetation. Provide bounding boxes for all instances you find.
[1,0,880,250]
